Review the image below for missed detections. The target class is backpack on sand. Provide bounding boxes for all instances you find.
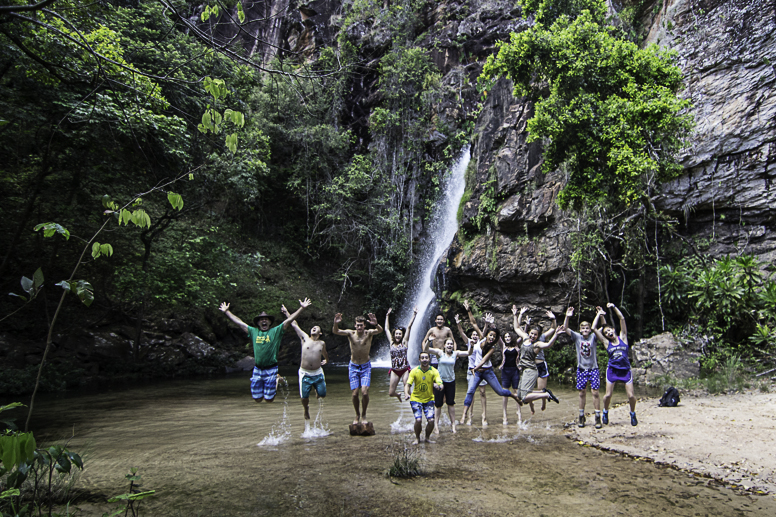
[658,386,680,407]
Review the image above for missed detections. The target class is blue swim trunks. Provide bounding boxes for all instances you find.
[299,367,327,399]
[348,361,372,390]
[250,365,278,401]
[410,400,436,420]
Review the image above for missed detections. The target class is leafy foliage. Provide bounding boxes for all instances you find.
[482,0,692,210]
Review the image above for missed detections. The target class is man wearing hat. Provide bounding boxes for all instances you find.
[219,297,312,402]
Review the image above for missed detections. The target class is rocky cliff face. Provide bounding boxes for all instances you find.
[443,0,776,337]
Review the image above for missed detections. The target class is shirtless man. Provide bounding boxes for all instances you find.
[333,313,383,425]
[282,307,329,421]
[421,313,454,368]
[219,298,311,403]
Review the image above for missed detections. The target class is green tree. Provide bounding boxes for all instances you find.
[482,0,692,210]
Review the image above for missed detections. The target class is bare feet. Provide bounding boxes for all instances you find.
[353,419,359,426]
[466,417,472,425]
[529,402,536,415]
[451,424,457,434]
[503,417,509,425]
[482,417,488,428]
[304,408,310,420]
[426,436,436,444]
[412,439,419,445]
[541,400,547,411]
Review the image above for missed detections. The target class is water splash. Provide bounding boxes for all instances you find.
[257,377,291,447]
[390,403,415,434]
[301,398,331,439]
[375,147,471,365]
[472,434,518,443]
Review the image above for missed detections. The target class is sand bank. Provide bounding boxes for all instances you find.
[568,390,776,496]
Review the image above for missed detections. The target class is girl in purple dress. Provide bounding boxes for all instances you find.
[593,303,638,426]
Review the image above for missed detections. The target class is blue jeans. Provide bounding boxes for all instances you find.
[464,368,512,406]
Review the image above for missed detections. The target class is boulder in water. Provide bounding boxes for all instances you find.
[349,422,375,436]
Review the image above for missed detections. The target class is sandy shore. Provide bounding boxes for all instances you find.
[567,389,776,495]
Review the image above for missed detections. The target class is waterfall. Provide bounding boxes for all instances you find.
[373,146,471,367]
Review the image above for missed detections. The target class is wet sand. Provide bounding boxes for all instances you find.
[569,389,776,496]
[18,368,776,516]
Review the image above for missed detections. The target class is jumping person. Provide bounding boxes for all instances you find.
[404,352,443,444]
[281,306,328,421]
[427,337,470,433]
[462,326,524,423]
[499,331,522,425]
[384,307,418,402]
[455,313,486,426]
[333,312,383,425]
[512,306,557,412]
[219,298,311,403]
[513,306,562,408]
[563,306,603,428]
[421,313,454,369]
[593,303,638,426]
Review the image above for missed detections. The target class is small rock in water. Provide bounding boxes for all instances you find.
[349,422,375,436]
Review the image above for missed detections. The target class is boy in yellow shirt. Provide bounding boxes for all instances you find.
[404,352,443,444]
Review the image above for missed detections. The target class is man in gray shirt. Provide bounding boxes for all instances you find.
[564,307,603,428]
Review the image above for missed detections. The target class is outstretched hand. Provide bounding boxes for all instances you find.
[454,314,461,324]
[607,302,615,309]
[299,297,312,308]
[334,313,342,324]
[520,306,528,315]
[386,308,392,315]
[556,325,566,334]
[546,310,556,319]
[566,307,574,317]
[368,312,378,326]
[484,312,495,324]
[219,302,230,313]
[463,300,470,311]
[413,306,418,314]
[511,304,518,315]
[281,305,290,317]
[596,306,606,316]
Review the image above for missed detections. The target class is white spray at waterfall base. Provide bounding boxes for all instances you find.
[257,377,292,447]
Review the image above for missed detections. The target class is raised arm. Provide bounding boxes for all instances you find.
[541,310,557,340]
[535,326,565,350]
[281,305,309,341]
[463,300,484,339]
[282,298,311,330]
[366,313,384,335]
[592,306,607,342]
[421,328,434,352]
[219,302,249,334]
[332,313,349,336]
[608,303,627,343]
[563,307,574,336]
[454,314,469,342]
[512,305,529,339]
[404,307,418,342]
[384,308,393,343]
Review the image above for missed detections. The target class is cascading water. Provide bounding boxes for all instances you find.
[374,146,471,367]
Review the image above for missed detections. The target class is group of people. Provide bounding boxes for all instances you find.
[219,298,638,444]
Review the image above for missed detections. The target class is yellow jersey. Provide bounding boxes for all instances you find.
[407,366,441,403]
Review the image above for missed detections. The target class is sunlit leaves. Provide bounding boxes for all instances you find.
[200,4,220,22]
[55,280,94,306]
[167,192,184,211]
[91,242,114,259]
[197,77,245,153]
[117,208,151,228]
[33,222,70,240]
[237,2,246,23]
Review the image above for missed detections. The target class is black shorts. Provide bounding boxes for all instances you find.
[434,380,456,407]
[536,361,549,378]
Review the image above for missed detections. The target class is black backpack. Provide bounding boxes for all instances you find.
[658,386,680,407]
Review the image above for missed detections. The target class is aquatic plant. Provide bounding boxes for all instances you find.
[386,440,423,478]
[102,468,156,517]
